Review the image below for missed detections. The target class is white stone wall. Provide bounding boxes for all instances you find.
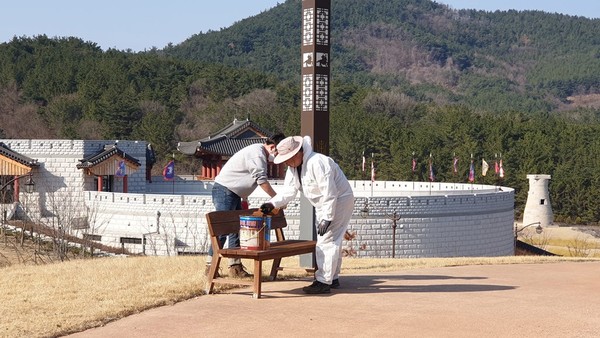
[83,191,213,256]
[3,139,88,220]
[350,193,515,258]
[83,181,515,258]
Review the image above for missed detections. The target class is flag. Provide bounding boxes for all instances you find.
[499,159,505,178]
[163,160,175,180]
[453,157,459,174]
[468,161,475,182]
[482,159,489,176]
[494,160,499,175]
[412,157,417,173]
[362,152,365,172]
[115,160,126,177]
[371,160,375,182]
[429,161,435,182]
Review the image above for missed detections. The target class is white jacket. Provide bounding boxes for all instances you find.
[269,136,354,222]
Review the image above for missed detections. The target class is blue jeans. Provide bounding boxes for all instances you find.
[207,183,242,263]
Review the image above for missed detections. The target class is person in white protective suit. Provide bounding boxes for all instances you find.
[260,135,354,294]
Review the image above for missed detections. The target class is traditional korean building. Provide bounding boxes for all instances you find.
[0,142,38,203]
[177,118,285,179]
[76,144,142,193]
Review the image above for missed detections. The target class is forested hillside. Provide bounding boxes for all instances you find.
[165,0,600,113]
[1,0,600,223]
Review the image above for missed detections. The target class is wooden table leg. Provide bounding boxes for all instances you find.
[269,258,282,281]
[253,260,262,299]
[206,256,221,295]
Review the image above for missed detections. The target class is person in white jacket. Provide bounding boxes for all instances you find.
[261,136,354,294]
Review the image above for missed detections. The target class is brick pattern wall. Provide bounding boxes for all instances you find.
[84,183,514,258]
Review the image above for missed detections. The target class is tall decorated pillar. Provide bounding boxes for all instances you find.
[301,0,330,154]
[299,0,331,267]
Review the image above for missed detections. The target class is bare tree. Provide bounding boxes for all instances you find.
[0,83,55,139]
[567,235,593,257]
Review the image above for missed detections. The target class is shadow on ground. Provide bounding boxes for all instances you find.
[229,273,514,299]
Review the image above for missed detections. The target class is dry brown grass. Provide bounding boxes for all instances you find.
[2,255,599,338]
[519,226,600,258]
[1,256,205,337]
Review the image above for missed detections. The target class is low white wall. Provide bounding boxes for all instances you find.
[83,180,515,258]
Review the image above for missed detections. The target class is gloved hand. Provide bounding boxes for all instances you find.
[260,203,275,215]
[317,220,331,236]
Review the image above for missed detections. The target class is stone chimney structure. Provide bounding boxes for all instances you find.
[523,174,553,227]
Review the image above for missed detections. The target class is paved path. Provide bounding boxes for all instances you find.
[68,261,600,338]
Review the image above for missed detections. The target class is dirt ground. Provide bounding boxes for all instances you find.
[0,231,84,267]
[67,261,600,338]
[0,234,39,267]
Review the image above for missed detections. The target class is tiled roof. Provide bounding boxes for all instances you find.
[76,145,141,169]
[205,136,264,156]
[179,136,265,157]
[178,119,273,156]
[209,118,272,139]
[0,142,39,167]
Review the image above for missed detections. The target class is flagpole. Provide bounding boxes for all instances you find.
[428,153,432,195]
[362,150,365,181]
[498,153,504,189]
[453,152,457,191]
[171,153,175,194]
[411,151,415,191]
[494,153,498,189]
[469,153,474,191]
[370,153,374,197]
[481,158,489,186]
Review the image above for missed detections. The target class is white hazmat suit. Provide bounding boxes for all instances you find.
[268,136,354,285]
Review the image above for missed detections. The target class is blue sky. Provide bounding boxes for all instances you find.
[1,0,598,52]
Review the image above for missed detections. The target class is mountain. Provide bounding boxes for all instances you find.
[163,0,600,113]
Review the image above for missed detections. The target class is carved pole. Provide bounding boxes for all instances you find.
[299,0,331,267]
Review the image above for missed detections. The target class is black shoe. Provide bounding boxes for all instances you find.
[331,279,340,289]
[303,280,331,294]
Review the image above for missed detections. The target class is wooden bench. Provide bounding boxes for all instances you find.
[205,208,316,299]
